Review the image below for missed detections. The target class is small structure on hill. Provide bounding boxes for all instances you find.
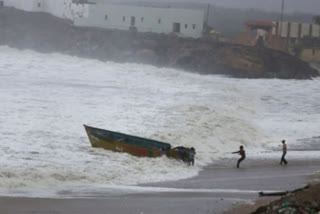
[234,20,320,62]
[233,20,287,52]
[246,21,275,46]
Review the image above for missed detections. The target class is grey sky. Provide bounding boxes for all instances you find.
[205,0,320,14]
[102,0,320,14]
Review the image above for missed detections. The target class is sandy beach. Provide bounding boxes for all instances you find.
[1,157,319,214]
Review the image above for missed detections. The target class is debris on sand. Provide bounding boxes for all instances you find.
[252,183,320,214]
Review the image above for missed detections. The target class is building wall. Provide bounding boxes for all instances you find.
[3,1,203,38]
[273,21,320,39]
[279,22,289,37]
[74,4,204,38]
[3,0,36,11]
[301,23,311,38]
[312,24,320,38]
[3,0,88,20]
[290,22,299,38]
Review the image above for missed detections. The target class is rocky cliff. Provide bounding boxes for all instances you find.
[0,7,319,79]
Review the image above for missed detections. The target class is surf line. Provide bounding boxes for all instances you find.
[87,185,285,195]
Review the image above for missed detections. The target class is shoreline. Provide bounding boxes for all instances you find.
[1,157,319,214]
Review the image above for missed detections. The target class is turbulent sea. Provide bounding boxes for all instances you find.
[0,46,319,197]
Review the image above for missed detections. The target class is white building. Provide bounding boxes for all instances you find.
[74,4,205,38]
[2,0,89,20]
[272,21,320,43]
[2,0,204,38]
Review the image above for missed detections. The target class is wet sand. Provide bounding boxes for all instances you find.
[1,158,320,214]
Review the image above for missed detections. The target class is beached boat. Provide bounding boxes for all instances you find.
[84,125,171,158]
[84,125,194,162]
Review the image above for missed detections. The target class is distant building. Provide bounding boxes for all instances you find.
[3,0,44,12]
[74,3,205,38]
[2,0,89,20]
[272,22,320,43]
[3,0,204,38]
[233,21,287,52]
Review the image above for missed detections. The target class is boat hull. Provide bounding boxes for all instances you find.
[84,125,171,158]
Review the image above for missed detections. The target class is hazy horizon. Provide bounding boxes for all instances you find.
[99,0,320,15]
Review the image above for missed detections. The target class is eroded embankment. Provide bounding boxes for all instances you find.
[0,7,319,79]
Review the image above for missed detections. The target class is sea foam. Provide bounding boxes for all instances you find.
[0,46,319,195]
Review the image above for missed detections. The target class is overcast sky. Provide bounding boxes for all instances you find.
[104,0,320,14]
[205,0,320,14]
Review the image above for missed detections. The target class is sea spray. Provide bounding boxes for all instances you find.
[0,46,319,195]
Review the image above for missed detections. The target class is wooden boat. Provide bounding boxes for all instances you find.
[84,125,194,163]
[84,125,171,158]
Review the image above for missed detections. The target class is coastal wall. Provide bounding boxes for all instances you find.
[301,48,320,62]
[0,7,318,79]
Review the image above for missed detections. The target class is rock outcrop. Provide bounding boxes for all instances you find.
[0,7,319,79]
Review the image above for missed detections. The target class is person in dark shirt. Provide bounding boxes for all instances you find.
[280,140,288,165]
[189,147,196,166]
[232,145,246,168]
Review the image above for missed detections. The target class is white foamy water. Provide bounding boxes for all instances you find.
[0,46,319,196]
